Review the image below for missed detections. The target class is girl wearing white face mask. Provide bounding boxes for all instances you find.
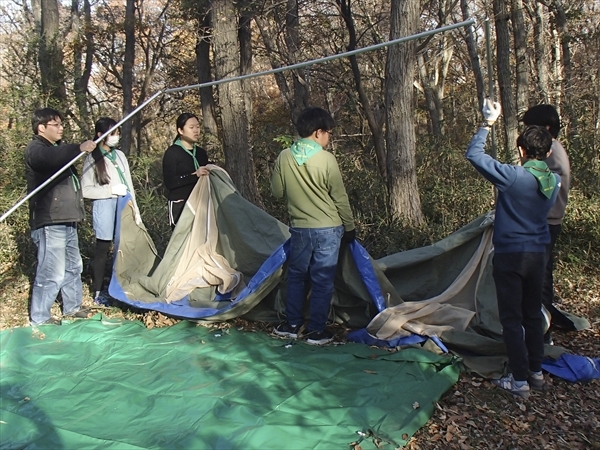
[81,117,138,305]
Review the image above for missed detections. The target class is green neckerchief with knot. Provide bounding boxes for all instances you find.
[53,142,80,192]
[101,147,129,191]
[523,159,557,199]
[175,139,200,170]
[290,138,322,166]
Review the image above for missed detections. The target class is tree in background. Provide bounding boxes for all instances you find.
[33,0,67,107]
[211,0,262,206]
[385,0,425,225]
[493,0,519,163]
[0,0,598,222]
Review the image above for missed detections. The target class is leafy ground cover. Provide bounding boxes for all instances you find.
[1,264,598,449]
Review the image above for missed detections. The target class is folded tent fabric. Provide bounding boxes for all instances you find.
[105,170,589,378]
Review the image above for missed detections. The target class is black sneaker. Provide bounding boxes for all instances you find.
[528,371,546,391]
[31,317,62,328]
[43,317,62,326]
[64,308,94,319]
[306,329,334,345]
[273,322,300,338]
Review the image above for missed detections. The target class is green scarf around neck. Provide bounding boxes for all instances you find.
[523,159,557,198]
[101,147,129,190]
[175,139,199,170]
[290,138,322,166]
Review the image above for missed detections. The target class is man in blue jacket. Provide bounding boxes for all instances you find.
[466,99,560,398]
[25,108,96,326]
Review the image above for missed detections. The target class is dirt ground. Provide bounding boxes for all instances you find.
[1,274,598,449]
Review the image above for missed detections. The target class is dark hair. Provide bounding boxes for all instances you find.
[295,107,335,138]
[521,104,561,138]
[32,108,62,134]
[517,125,553,160]
[91,117,118,185]
[173,113,199,143]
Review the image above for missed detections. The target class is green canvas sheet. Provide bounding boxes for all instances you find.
[0,317,459,449]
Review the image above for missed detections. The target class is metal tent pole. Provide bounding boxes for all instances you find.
[1,18,475,223]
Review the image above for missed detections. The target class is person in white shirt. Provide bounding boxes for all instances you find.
[81,117,138,305]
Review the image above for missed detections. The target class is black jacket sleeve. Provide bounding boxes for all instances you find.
[26,139,82,174]
[162,145,199,191]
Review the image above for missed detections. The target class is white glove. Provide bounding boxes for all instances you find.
[482,98,501,126]
[111,184,128,197]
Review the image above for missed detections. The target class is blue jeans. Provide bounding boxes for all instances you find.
[30,224,83,325]
[286,226,344,333]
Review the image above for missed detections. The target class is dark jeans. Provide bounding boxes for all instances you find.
[493,252,547,381]
[541,224,561,309]
[92,239,112,293]
[286,226,344,333]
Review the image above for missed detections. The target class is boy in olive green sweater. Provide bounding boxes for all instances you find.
[271,107,355,345]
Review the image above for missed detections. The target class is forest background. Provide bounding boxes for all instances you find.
[0,0,599,448]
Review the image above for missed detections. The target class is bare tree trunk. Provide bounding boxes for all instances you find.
[239,4,253,127]
[255,0,308,124]
[195,14,219,149]
[337,0,387,179]
[493,0,519,163]
[527,0,551,103]
[385,0,424,226]
[35,0,67,106]
[284,0,309,124]
[460,0,485,110]
[121,0,135,156]
[254,14,294,107]
[71,0,93,133]
[552,0,578,138]
[211,0,262,207]
[416,39,452,138]
[551,26,562,109]
[512,0,529,117]
[417,53,443,136]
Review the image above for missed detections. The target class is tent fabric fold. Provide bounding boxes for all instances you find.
[108,171,588,377]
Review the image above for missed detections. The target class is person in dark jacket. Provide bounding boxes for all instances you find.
[522,105,572,343]
[25,108,96,326]
[466,99,560,399]
[162,113,210,229]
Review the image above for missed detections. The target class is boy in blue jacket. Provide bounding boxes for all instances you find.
[466,99,560,398]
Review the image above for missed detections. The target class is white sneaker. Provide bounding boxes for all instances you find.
[492,374,530,399]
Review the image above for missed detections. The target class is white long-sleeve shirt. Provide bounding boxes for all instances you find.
[81,149,136,203]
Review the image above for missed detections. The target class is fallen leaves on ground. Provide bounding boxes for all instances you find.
[1,274,598,449]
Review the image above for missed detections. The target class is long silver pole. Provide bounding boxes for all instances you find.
[1,18,475,223]
[484,17,497,160]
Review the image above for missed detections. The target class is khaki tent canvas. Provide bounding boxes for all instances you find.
[110,168,588,378]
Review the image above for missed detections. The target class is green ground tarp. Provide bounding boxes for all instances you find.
[0,317,460,449]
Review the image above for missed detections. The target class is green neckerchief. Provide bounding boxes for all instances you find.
[523,159,557,199]
[53,142,80,192]
[175,139,200,170]
[101,147,129,191]
[290,138,322,166]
